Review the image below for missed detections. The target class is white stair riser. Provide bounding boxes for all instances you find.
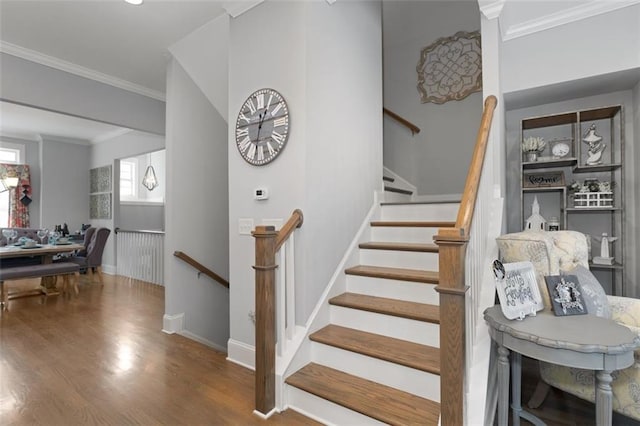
[383,191,413,203]
[346,275,439,305]
[286,386,387,426]
[330,305,439,347]
[381,203,459,221]
[311,342,441,401]
[371,226,439,244]
[359,248,438,270]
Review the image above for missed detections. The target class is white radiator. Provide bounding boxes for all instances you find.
[116,229,164,285]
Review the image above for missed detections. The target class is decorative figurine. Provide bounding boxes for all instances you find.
[525,196,547,231]
[592,232,617,265]
[582,123,605,165]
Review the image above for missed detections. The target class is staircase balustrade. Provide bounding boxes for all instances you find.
[434,95,497,425]
[253,209,303,418]
[116,228,164,285]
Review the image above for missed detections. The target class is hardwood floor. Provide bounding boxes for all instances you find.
[0,275,316,425]
[512,356,640,426]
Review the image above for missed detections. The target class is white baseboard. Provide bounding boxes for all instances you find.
[102,264,116,275]
[227,338,255,370]
[162,313,184,334]
[411,193,462,203]
[179,330,227,353]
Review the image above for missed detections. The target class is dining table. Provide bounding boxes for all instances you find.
[0,242,84,297]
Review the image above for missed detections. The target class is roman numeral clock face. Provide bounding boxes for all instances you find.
[235,88,290,166]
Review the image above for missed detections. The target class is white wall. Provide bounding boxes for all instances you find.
[228,0,382,356]
[165,58,229,350]
[90,130,165,272]
[633,80,640,298]
[382,0,482,195]
[500,4,640,96]
[40,138,90,233]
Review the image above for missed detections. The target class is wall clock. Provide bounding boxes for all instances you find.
[235,88,290,166]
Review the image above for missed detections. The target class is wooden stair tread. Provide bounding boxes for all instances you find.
[330,292,440,324]
[310,325,440,374]
[359,241,439,252]
[370,220,455,228]
[286,363,440,426]
[382,176,395,182]
[384,186,413,195]
[345,264,439,284]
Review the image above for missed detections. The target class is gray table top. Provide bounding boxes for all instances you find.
[484,305,640,355]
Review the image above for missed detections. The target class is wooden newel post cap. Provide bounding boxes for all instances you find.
[252,225,277,237]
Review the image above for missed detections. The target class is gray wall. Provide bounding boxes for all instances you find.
[382,0,482,195]
[228,0,382,351]
[0,53,165,135]
[90,130,165,272]
[165,58,229,350]
[40,138,90,233]
[118,205,163,231]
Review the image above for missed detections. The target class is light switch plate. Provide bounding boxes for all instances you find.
[238,218,254,235]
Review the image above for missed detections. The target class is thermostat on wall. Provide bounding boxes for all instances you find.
[254,187,269,200]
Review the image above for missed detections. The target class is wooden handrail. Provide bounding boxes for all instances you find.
[454,95,497,237]
[433,94,497,426]
[173,251,229,288]
[383,107,421,135]
[275,209,304,251]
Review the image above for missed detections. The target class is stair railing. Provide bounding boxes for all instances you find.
[115,228,164,285]
[173,251,229,288]
[383,107,421,135]
[433,95,497,425]
[253,209,303,418]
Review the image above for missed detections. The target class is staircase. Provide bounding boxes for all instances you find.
[285,200,459,425]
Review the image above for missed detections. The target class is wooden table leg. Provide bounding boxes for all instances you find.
[511,352,522,426]
[497,344,510,426]
[596,370,613,426]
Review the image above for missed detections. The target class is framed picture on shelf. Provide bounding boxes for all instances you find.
[544,275,587,316]
[495,261,544,320]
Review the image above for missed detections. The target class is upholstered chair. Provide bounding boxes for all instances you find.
[67,228,111,285]
[496,230,640,421]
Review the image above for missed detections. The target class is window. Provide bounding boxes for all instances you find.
[120,159,138,200]
[0,142,24,227]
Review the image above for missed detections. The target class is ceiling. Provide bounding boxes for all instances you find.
[0,0,228,142]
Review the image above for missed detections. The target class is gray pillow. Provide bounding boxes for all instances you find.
[570,265,611,318]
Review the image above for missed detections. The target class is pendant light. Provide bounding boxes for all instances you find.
[142,153,158,191]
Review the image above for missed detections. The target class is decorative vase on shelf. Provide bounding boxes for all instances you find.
[526,152,538,162]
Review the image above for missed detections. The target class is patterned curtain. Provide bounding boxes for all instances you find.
[0,163,31,227]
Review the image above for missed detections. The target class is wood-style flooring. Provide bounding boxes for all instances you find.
[0,275,316,425]
[511,356,640,426]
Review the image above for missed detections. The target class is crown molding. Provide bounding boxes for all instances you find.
[91,128,133,145]
[0,41,166,101]
[501,0,640,41]
[223,0,264,18]
[478,0,505,20]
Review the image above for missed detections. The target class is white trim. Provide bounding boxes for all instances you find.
[102,264,116,275]
[0,41,166,101]
[252,408,278,419]
[500,0,640,41]
[223,0,264,18]
[179,330,227,353]
[120,200,165,207]
[226,338,255,370]
[162,312,184,334]
[478,0,505,20]
[91,128,133,145]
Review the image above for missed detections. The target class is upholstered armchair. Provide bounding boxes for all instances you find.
[67,227,111,285]
[496,230,640,421]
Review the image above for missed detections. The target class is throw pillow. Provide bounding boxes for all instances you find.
[569,265,611,318]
